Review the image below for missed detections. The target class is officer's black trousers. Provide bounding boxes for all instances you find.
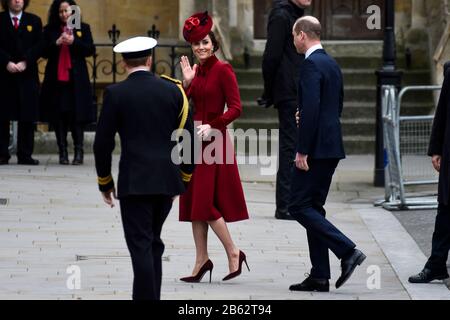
[425,204,450,275]
[276,101,298,215]
[120,195,173,300]
[0,120,35,160]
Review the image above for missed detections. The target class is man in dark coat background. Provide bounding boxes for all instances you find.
[409,62,450,284]
[260,0,312,220]
[0,0,42,165]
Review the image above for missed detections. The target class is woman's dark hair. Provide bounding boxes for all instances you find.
[47,0,80,27]
[209,31,220,53]
[1,0,30,11]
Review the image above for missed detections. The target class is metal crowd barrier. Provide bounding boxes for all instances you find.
[379,84,442,210]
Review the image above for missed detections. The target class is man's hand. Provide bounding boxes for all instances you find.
[16,61,27,72]
[6,62,20,73]
[102,188,117,208]
[295,153,309,171]
[432,155,442,173]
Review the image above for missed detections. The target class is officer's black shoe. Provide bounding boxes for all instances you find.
[336,249,366,289]
[290,276,329,292]
[408,268,449,284]
[275,210,296,221]
[17,157,39,166]
[0,156,10,165]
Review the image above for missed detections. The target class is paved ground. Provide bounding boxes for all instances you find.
[393,210,450,266]
[0,155,449,300]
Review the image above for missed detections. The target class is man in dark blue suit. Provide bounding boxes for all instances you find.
[288,16,366,292]
[409,62,450,284]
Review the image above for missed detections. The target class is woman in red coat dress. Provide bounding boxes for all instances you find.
[179,12,250,283]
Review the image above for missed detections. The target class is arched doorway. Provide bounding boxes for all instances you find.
[253,0,385,40]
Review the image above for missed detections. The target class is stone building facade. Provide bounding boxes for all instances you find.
[24,0,449,84]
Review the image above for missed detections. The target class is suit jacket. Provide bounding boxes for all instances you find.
[93,71,195,198]
[0,11,43,122]
[297,49,346,160]
[262,0,305,106]
[40,22,96,123]
[428,66,450,205]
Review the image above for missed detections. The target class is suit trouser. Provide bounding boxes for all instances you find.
[276,100,298,214]
[0,120,35,160]
[289,159,356,279]
[425,204,450,274]
[120,195,173,300]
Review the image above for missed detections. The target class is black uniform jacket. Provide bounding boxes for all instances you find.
[0,11,43,122]
[93,71,195,198]
[40,22,96,123]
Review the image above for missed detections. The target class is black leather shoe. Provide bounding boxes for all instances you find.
[17,158,39,166]
[72,148,84,165]
[408,268,449,284]
[290,276,329,292]
[336,249,366,289]
[59,149,69,165]
[275,210,296,221]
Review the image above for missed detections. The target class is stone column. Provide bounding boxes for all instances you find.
[411,0,427,28]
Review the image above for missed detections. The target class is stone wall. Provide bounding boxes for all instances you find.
[29,0,179,42]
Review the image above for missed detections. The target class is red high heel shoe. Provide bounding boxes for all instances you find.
[180,260,214,283]
[222,251,250,281]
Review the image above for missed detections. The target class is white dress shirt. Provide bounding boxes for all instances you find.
[305,44,324,60]
[10,11,23,27]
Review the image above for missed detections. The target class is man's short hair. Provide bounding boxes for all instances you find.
[123,56,151,68]
[294,16,322,40]
[1,0,30,11]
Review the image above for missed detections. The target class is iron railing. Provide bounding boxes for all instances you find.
[9,24,194,152]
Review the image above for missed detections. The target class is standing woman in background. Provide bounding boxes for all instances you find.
[179,12,250,283]
[40,0,95,165]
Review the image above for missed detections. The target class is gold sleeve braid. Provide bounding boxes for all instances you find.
[97,175,113,186]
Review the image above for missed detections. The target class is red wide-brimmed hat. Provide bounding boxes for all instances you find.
[183,11,213,43]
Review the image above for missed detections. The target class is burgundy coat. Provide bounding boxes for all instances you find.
[179,55,249,222]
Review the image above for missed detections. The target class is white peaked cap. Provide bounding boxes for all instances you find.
[113,37,158,59]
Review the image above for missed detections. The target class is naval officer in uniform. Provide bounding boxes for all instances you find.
[93,37,195,300]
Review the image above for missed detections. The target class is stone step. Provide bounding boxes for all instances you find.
[31,131,373,156]
[233,134,375,155]
[239,101,434,120]
[239,85,434,103]
[32,132,121,155]
[233,118,376,136]
[235,68,431,87]
[234,54,414,70]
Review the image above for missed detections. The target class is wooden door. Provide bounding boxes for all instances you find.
[312,0,385,40]
[254,0,273,39]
